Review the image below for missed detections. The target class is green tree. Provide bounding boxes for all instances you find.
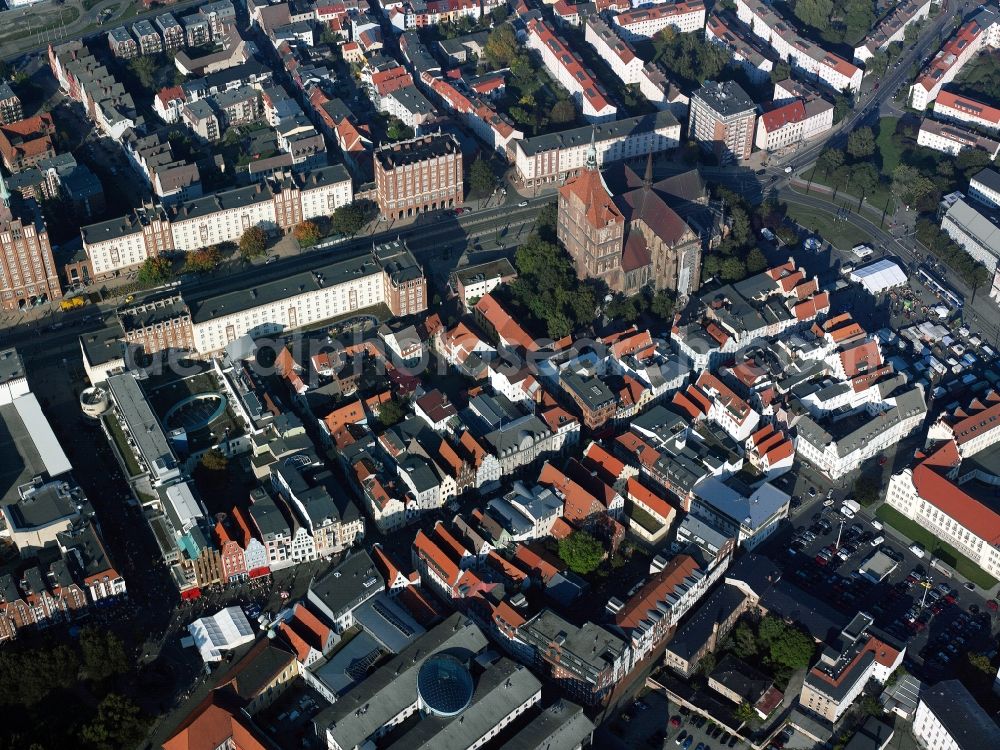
[378,398,408,427]
[651,290,675,320]
[968,652,993,675]
[183,245,221,274]
[758,616,815,671]
[850,163,880,199]
[846,126,876,160]
[721,257,747,281]
[485,23,518,66]
[735,701,758,726]
[128,55,157,90]
[293,220,321,248]
[853,472,882,506]
[770,60,791,84]
[81,694,149,750]
[867,50,890,78]
[137,255,173,286]
[80,627,129,682]
[385,118,413,141]
[550,98,577,124]
[730,206,751,247]
[730,622,759,659]
[558,531,605,575]
[0,644,79,706]
[200,448,229,473]
[891,164,934,207]
[746,247,768,274]
[794,0,834,28]
[239,226,267,260]
[819,148,845,175]
[833,94,851,124]
[330,203,368,236]
[469,157,496,196]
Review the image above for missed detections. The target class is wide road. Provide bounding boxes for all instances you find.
[0,195,553,357]
[778,187,1000,345]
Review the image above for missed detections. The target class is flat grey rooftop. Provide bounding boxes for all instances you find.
[0,394,72,504]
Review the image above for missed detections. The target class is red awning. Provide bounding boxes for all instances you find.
[249,567,271,579]
[180,588,202,601]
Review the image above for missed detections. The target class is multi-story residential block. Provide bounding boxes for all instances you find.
[81,165,352,277]
[0,175,62,310]
[0,82,23,125]
[513,111,681,187]
[49,42,138,140]
[916,117,1000,159]
[736,0,863,93]
[374,133,463,220]
[941,198,1000,274]
[199,0,237,37]
[182,15,212,47]
[117,295,194,355]
[853,0,932,63]
[755,97,833,152]
[132,19,163,55]
[107,26,139,58]
[705,12,778,85]
[519,609,630,706]
[181,99,221,141]
[526,18,617,122]
[585,18,642,85]
[795,385,926,480]
[690,81,756,164]
[612,0,706,41]
[690,477,788,549]
[912,680,1000,750]
[422,72,524,156]
[182,240,424,354]
[934,90,1000,132]
[969,167,1000,210]
[909,7,999,110]
[272,463,365,558]
[0,114,56,173]
[451,258,517,309]
[156,13,186,50]
[799,613,903,723]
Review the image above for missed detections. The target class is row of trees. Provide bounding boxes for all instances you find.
[0,628,149,749]
[792,0,875,45]
[915,219,992,294]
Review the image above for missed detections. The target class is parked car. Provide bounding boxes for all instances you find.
[677,731,689,745]
[910,543,926,558]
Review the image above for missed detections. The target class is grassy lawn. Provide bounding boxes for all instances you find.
[103,414,142,478]
[784,203,872,252]
[875,117,903,175]
[876,505,999,589]
[627,502,663,536]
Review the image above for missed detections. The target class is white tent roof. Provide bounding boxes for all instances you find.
[187,606,255,662]
[850,259,907,294]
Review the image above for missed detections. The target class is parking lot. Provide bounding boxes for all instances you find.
[601,690,751,750]
[761,500,998,682]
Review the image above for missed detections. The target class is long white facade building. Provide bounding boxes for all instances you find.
[736,0,863,93]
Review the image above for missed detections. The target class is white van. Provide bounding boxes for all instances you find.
[870,519,884,531]
[909,543,926,558]
[871,535,885,547]
[841,505,856,519]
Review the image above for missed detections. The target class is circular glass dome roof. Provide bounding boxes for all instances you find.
[417,654,474,717]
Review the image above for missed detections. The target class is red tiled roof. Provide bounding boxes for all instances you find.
[414,529,460,584]
[559,166,623,230]
[323,398,365,433]
[913,443,1000,542]
[163,692,269,750]
[760,100,806,133]
[947,391,1000,446]
[475,293,539,352]
[527,17,612,113]
[582,441,627,483]
[627,477,674,521]
[615,554,700,631]
[512,542,562,582]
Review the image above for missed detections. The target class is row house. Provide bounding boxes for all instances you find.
[48,41,138,140]
[525,18,617,122]
[705,12,778,85]
[271,463,365,557]
[916,117,1000,159]
[422,72,524,156]
[612,0,707,42]
[909,7,999,110]
[853,0,932,63]
[934,90,1000,133]
[755,97,834,152]
[80,164,352,277]
[736,0,863,93]
[0,566,89,641]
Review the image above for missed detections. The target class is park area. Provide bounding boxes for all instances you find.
[783,202,871,252]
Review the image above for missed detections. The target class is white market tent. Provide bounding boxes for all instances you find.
[850,259,907,295]
[187,606,255,662]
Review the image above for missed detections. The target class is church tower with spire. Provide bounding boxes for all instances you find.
[0,171,63,310]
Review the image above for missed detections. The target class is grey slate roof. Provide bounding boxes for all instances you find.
[515,111,680,157]
[498,699,595,750]
[308,549,384,620]
[919,680,1000,749]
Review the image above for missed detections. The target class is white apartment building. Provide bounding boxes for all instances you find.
[512,111,681,186]
[934,90,1000,132]
[612,0,706,41]
[794,386,927,480]
[853,0,932,63]
[969,168,1000,209]
[909,7,1000,110]
[913,680,1000,750]
[705,12,776,85]
[736,0,863,93]
[81,166,352,276]
[585,18,643,84]
[525,18,617,122]
[186,240,422,354]
[940,198,1000,274]
[755,97,833,151]
[916,117,1000,159]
